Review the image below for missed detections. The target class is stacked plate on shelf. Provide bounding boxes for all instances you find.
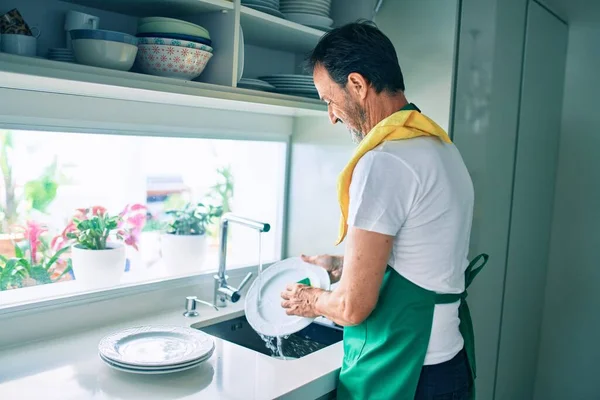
[238,78,276,92]
[280,0,333,31]
[98,325,215,374]
[47,47,75,63]
[259,74,319,99]
[242,0,284,18]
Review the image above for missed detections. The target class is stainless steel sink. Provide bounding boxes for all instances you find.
[193,315,343,359]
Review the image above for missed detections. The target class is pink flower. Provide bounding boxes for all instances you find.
[91,206,107,216]
[52,220,77,251]
[15,220,48,264]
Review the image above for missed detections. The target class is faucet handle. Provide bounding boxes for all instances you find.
[238,272,253,292]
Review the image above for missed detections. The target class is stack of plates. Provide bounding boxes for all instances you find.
[47,47,75,63]
[238,78,276,92]
[98,325,215,374]
[242,0,284,18]
[259,74,319,99]
[280,0,333,30]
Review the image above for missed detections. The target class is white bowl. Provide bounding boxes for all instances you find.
[72,39,138,71]
[135,44,213,80]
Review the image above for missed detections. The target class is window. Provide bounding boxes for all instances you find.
[0,129,287,305]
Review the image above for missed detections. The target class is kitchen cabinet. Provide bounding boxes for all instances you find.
[494,2,567,399]
[0,0,379,114]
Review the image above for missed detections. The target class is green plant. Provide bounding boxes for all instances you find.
[142,216,166,232]
[207,165,234,215]
[0,220,72,291]
[165,202,222,236]
[52,204,146,251]
[23,157,60,214]
[205,165,234,238]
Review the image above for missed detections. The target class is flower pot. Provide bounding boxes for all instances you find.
[160,233,207,274]
[0,232,25,258]
[71,242,126,288]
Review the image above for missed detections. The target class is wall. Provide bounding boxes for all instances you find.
[534,24,600,400]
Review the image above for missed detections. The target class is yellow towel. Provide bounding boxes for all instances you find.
[335,109,452,245]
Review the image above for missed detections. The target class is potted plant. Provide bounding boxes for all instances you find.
[52,204,146,288]
[0,220,72,291]
[160,202,222,273]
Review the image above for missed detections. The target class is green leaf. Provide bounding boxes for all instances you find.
[14,244,24,259]
[45,246,70,269]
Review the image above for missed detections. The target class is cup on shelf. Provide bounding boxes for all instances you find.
[64,10,100,48]
[1,31,40,57]
[0,8,33,35]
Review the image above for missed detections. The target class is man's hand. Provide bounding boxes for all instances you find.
[301,254,343,283]
[281,283,323,318]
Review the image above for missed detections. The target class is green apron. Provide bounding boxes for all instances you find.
[337,254,489,400]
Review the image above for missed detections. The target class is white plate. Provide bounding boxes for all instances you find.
[280,4,330,15]
[100,353,208,375]
[259,74,314,82]
[283,13,333,27]
[238,78,276,90]
[245,257,330,337]
[281,0,329,5]
[98,325,215,367]
[243,0,279,7]
[238,25,244,82]
[245,4,285,18]
[99,345,214,370]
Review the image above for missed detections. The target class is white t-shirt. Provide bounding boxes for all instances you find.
[347,136,474,365]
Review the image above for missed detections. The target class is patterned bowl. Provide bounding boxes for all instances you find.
[136,36,213,53]
[136,44,213,80]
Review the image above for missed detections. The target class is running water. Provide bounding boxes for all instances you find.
[257,232,263,303]
[255,231,292,360]
[259,333,286,359]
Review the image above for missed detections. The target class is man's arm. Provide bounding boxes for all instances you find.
[282,225,393,326]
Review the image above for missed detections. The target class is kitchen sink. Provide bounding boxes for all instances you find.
[193,315,343,360]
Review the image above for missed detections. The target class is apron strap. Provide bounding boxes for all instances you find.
[434,253,489,305]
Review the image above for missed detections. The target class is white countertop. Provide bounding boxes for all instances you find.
[0,303,343,400]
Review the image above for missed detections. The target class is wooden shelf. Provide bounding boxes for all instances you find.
[0,53,325,116]
[62,0,234,17]
[240,5,326,53]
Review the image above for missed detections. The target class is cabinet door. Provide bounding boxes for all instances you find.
[495,2,568,399]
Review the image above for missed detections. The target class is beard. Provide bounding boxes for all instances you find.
[342,93,368,144]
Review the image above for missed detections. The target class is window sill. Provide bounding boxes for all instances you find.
[0,260,275,318]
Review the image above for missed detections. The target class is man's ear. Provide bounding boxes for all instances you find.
[347,72,369,100]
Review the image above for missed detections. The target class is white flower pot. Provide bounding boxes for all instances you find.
[160,233,207,274]
[71,243,126,288]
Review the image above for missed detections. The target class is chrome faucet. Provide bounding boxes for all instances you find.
[214,213,270,307]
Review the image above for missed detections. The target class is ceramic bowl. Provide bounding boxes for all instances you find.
[70,29,138,45]
[72,38,138,71]
[136,44,213,80]
[136,36,213,53]
[137,17,210,39]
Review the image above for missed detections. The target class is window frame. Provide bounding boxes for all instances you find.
[0,85,293,317]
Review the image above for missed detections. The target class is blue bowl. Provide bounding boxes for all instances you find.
[70,29,138,46]
[135,32,212,46]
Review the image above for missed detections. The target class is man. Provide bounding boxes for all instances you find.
[280,21,488,400]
